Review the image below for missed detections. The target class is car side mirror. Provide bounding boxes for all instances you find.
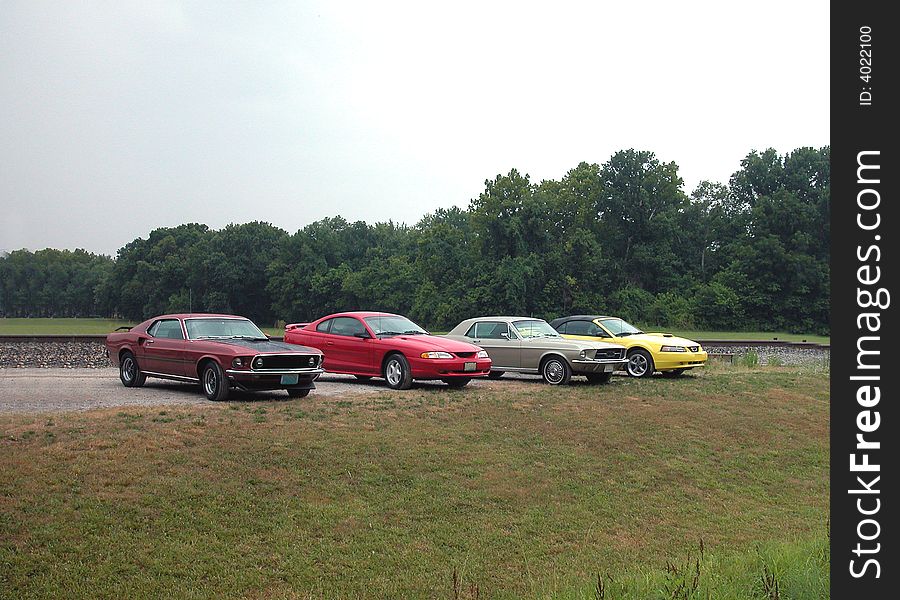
[500,332,510,339]
[354,331,372,339]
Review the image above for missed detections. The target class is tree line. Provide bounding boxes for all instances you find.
[0,147,830,334]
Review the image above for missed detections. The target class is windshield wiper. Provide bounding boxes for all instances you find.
[377,331,403,337]
[402,330,426,335]
[230,335,267,340]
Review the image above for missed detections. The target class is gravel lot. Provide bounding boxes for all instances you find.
[0,339,830,414]
[0,369,405,414]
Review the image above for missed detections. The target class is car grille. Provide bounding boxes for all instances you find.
[455,352,476,358]
[252,354,319,370]
[594,348,625,360]
[688,346,699,352]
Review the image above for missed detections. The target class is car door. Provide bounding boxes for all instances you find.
[465,321,521,368]
[561,319,613,343]
[323,316,374,374]
[139,318,188,376]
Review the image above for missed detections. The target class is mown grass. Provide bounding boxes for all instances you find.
[0,365,829,598]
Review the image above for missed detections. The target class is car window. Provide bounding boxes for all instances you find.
[565,320,607,337]
[464,324,477,338]
[149,319,184,340]
[512,320,559,339]
[475,321,509,339]
[316,319,333,333]
[329,317,367,337]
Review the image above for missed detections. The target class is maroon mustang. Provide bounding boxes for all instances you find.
[106,313,324,401]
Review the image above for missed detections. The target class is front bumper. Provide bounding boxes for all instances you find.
[408,357,493,379]
[570,358,629,374]
[654,350,708,371]
[226,367,325,390]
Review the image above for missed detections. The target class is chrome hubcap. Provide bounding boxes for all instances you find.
[545,360,564,384]
[628,354,648,376]
[122,357,134,382]
[386,360,402,385]
[204,369,217,395]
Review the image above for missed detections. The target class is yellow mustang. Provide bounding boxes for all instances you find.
[548,315,707,378]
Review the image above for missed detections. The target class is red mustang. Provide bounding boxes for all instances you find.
[284,311,491,389]
[106,313,324,401]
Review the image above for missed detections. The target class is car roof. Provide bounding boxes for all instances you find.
[463,316,547,323]
[552,315,615,322]
[320,311,400,319]
[154,313,248,320]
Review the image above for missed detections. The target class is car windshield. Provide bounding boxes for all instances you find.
[512,319,560,339]
[185,318,267,340]
[598,318,643,337]
[364,315,427,337]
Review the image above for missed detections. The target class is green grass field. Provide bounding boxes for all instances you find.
[0,318,830,343]
[0,364,829,598]
[635,326,830,344]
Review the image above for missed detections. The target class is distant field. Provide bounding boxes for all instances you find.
[635,326,830,344]
[0,318,283,336]
[0,365,829,598]
[0,318,830,343]
[0,318,135,335]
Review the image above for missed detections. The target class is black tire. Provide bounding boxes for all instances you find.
[287,388,310,398]
[201,361,230,401]
[119,351,146,388]
[662,368,687,378]
[586,372,613,384]
[383,354,413,390]
[626,349,655,378]
[487,371,504,379]
[442,378,471,389]
[354,375,373,381]
[541,355,571,385]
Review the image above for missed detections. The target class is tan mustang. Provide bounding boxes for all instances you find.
[445,316,628,385]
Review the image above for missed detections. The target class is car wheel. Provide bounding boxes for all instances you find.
[119,352,146,388]
[354,375,373,380]
[626,349,654,378]
[541,356,571,385]
[487,371,504,379]
[287,388,310,398]
[383,354,413,390]
[586,372,612,384]
[662,368,687,378]
[442,378,471,388]
[201,361,230,401]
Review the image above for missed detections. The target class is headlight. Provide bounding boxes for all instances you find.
[232,357,248,368]
[660,345,686,352]
[421,351,454,359]
[253,357,264,369]
[476,350,489,359]
[579,350,587,358]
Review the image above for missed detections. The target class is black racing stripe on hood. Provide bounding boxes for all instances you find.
[213,339,315,353]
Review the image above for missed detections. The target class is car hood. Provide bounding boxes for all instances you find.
[385,334,483,353]
[212,339,321,354]
[525,337,625,351]
[625,333,701,347]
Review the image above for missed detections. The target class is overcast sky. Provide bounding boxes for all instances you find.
[1,1,829,256]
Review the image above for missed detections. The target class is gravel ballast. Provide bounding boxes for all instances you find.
[0,339,830,370]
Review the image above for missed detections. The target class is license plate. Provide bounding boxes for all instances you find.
[464,362,476,372]
[604,365,614,372]
[281,374,299,385]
